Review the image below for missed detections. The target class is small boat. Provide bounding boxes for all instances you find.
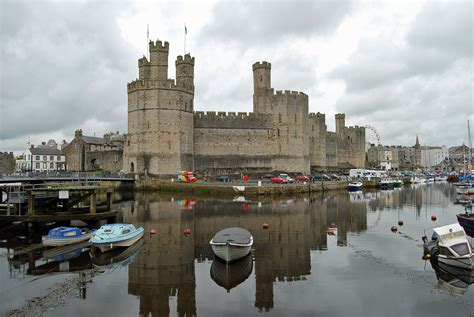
[430,260,474,295]
[210,254,253,292]
[457,211,474,237]
[423,223,473,270]
[42,227,95,247]
[90,223,144,252]
[348,181,363,192]
[393,179,403,188]
[210,227,253,262]
[379,178,394,190]
[410,176,426,184]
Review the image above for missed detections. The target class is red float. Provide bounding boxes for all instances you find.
[431,215,437,221]
[398,220,404,226]
[262,223,269,230]
[391,226,398,232]
[150,229,157,235]
[184,227,191,236]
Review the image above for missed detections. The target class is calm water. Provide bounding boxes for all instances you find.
[1,183,473,317]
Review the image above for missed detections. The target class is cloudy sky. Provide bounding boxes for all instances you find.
[1,0,472,153]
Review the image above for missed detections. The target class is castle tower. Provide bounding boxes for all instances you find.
[123,39,195,175]
[149,40,169,81]
[252,61,271,113]
[176,54,195,92]
[335,113,345,134]
[414,135,421,168]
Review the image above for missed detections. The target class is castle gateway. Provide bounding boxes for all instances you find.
[123,39,365,176]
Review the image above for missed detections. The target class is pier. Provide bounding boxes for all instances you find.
[0,183,117,224]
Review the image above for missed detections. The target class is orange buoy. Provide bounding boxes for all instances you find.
[398,220,404,226]
[431,215,437,221]
[150,229,157,235]
[391,226,398,233]
[262,223,269,230]
[184,227,191,236]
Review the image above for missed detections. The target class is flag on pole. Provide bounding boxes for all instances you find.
[185,25,187,34]
[147,24,149,38]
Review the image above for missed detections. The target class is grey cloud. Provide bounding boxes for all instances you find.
[0,1,135,144]
[199,0,354,47]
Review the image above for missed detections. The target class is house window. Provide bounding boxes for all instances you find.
[43,163,47,169]
[43,156,47,161]
[50,156,54,161]
[36,162,40,169]
[57,156,61,161]
[36,156,40,160]
[50,162,54,169]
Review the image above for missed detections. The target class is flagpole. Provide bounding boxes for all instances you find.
[184,23,186,55]
[147,24,149,60]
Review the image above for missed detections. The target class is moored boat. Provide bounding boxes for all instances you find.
[42,227,95,247]
[210,227,253,262]
[90,223,144,252]
[423,223,473,270]
[457,212,474,237]
[393,179,404,188]
[348,181,363,192]
[379,178,394,190]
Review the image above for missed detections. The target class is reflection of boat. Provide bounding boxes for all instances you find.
[210,254,253,292]
[90,237,144,268]
[430,260,474,295]
[42,227,95,246]
[210,227,253,262]
[456,212,474,237]
[423,223,473,269]
[348,181,363,192]
[455,183,474,195]
[90,223,144,252]
[42,240,90,262]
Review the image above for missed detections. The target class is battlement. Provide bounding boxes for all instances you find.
[309,112,326,119]
[335,113,345,119]
[194,111,273,129]
[252,61,271,70]
[138,56,150,66]
[149,39,169,51]
[176,54,195,66]
[127,78,194,93]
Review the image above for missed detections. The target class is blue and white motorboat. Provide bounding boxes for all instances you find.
[348,181,363,192]
[379,178,394,190]
[42,227,95,247]
[90,223,144,252]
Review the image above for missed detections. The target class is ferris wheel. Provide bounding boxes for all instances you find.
[364,125,381,145]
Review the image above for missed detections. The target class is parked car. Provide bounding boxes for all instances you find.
[330,174,340,181]
[216,175,231,182]
[278,174,294,183]
[271,177,289,184]
[312,174,331,181]
[261,173,273,179]
[177,171,197,182]
[295,175,310,182]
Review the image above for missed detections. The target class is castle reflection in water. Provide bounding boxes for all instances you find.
[124,192,369,316]
[123,183,456,316]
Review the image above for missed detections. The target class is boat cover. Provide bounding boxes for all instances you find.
[212,227,252,245]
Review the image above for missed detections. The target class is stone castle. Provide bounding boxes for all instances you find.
[123,39,365,176]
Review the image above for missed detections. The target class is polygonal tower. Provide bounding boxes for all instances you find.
[123,39,195,175]
[252,61,272,113]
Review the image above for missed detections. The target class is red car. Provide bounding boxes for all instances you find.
[295,175,310,182]
[271,177,288,184]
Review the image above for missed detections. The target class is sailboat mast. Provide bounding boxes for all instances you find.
[468,120,473,170]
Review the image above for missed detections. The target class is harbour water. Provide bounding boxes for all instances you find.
[0,182,473,316]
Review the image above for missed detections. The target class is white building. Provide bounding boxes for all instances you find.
[420,146,449,170]
[16,140,67,172]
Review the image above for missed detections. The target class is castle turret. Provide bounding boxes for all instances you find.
[176,54,195,93]
[253,61,271,113]
[149,40,169,81]
[335,113,345,134]
[138,56,151,79]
